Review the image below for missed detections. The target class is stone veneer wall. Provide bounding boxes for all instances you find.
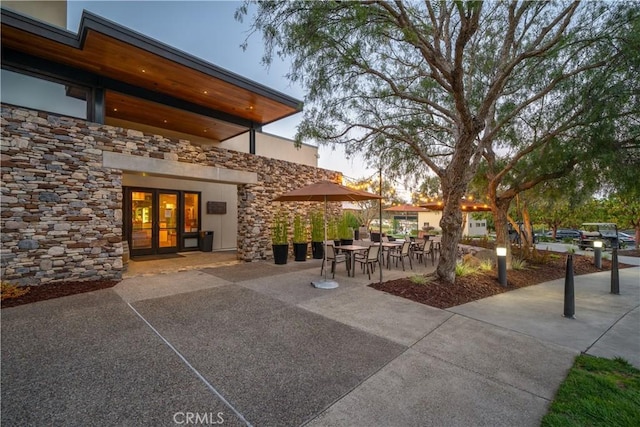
[1,105,340,285]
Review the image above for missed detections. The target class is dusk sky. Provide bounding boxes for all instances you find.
[66,0,377,183]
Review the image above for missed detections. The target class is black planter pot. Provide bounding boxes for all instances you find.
[272,244,289,265]
[340,239,353,246]
[293,242,308,261]
[311,241,324,259]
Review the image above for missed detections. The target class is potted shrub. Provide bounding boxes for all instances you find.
[327,216,340,247]
[292,213,308,262]
[338,213,354,245]
[271,210,289,265]
[310,209,324,259]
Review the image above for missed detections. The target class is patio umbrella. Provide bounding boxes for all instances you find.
[274,180,382,289]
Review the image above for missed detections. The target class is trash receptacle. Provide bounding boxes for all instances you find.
[200,231,213,252]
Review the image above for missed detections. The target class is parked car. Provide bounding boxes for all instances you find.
[578,223,619,250]
[618,232,636,248]
[545,229,581,241]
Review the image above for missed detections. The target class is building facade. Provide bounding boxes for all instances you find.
[1,6,340,285]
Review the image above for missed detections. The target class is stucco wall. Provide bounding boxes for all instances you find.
[1,104,340,285]
[418,211,443,231]
[222,131,319,166]
[2,1,67,28]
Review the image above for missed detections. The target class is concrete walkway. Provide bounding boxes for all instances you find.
[2,257,638,426]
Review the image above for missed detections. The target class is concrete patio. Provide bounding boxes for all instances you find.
[2,254,638,426]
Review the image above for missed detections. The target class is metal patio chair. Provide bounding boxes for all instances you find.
[388,241,413,271]
[354,244,381,279]
[320,242,347,278]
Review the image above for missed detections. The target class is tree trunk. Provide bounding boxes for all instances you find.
[436,197,463,284]
[491,197,514,268]
[493,203,511,248]
[433,103,485,283]
[436,172,469,284]
[521,205,534,247]
[507,215,520,242]
[488,182,513,249]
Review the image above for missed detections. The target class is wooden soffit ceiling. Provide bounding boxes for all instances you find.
[1,8,302,141]
[106,91,248,141]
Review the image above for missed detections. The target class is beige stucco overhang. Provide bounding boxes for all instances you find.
[103,151,258,185]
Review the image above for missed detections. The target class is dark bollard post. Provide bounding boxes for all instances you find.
[593,241,602,269]
[496,247,507,287]
[564,253,575,319]
[611,247,619,294]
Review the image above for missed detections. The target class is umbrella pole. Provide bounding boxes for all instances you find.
[324,197,328,281]
[311,196,339,289]
[379,169,383,283]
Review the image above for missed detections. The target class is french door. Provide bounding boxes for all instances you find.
[128,189,179,256]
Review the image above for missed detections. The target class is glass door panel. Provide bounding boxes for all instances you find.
[158,192,178,251]
[182,192,200,250]
[131,191,153,251]
[184,193,199,233]
[126,187,186,256]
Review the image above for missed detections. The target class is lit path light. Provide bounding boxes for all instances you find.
[496,247,507,287]
[593,240,603,269]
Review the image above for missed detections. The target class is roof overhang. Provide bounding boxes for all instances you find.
[1,8,302,141]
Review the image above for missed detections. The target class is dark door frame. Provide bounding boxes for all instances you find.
[124,187,184,257]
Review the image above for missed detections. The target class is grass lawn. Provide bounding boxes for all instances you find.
[542,355,640,426]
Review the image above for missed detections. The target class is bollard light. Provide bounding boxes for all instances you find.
[593,240,603,269]
[496,247,507,287]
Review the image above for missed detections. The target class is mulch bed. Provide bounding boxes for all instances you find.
[2,249,637,310]
[1,279,119,309]
[370,251,636,309]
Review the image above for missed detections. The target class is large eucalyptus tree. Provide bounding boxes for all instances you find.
[238,1,637,283]
[479,3,639,249]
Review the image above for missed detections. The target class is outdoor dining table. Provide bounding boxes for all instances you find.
[337,244,369,277]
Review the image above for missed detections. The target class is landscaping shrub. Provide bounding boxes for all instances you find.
[1,282,30,301]
[511,258,528,270]
[460,235,493,249]
[456,261,480,277]
[514,246,550,264]
[310,210,324,242]
[409,275,430,285]
[293,213,307,243]
[479,259,494,271]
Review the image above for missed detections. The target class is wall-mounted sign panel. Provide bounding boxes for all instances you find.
[207,201,227,215]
